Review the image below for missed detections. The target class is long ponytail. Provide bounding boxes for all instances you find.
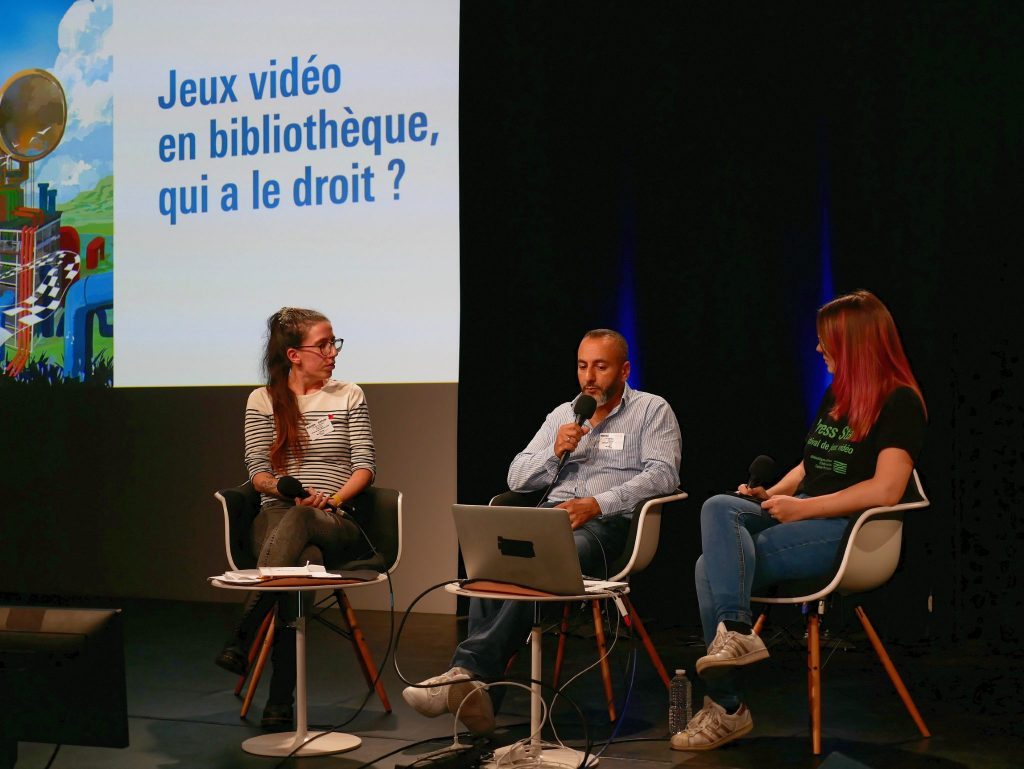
[263,307,327,472]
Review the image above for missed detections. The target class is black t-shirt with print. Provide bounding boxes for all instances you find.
[798,385,925,499]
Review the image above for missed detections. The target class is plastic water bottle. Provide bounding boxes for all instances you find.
[668,668,692,734]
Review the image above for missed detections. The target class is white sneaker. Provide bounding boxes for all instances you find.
[402,666,495,735]
[695,621,769,677]
[670,696,753,751]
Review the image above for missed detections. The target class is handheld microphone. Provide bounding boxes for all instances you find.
[557,394,597,468]
[747,455,776,489]
[536,394,598,508]
[278,475,351,513]
[729,454,777,502]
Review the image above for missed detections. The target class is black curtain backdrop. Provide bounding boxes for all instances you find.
[457,2,1024,649]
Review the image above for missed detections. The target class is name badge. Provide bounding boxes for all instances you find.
[598,432,625,450]
[306,415,334,440]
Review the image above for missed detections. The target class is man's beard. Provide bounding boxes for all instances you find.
[592,384,616,406]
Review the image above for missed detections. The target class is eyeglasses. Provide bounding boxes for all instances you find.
[294,338,344,356]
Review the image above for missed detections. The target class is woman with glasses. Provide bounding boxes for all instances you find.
[215,307,376,731]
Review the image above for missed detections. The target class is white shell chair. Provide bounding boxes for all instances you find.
[751,469,932,754]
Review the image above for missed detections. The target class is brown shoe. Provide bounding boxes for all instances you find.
[260,702,294,732]
[214,643,248,677]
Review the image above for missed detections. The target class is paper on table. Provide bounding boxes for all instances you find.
[213,567,345,583]
[258,564,330,577]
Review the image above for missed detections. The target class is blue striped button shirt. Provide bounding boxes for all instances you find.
[507,383,681,517]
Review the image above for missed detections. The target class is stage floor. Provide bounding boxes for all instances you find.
[6,595,1021,769]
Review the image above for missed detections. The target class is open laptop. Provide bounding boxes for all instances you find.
[451,503,625,595]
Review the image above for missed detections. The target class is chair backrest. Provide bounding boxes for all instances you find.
[606,490,688,582]
[835,469,929,595]
[214,483,403,574]
[342,486,403,574]
[488,488,688,582]
[752,469,930,605]
[214,482,261,571]
[489,489,543,507]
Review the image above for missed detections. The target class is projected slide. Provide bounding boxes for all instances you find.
[1,0,460,387]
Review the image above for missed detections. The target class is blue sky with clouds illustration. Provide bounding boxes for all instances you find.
[3,0,112,203]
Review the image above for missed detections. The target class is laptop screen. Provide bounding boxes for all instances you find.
[451,504,586,595]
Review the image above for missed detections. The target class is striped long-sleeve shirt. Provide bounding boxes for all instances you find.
[507,384,681,517]
[244,380,376,506]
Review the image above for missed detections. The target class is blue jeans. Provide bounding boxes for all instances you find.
[450,514,630,683]
[694,494,849,710]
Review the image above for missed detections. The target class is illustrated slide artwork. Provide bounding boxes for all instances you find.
[1,1,113,384]
[1,0,460,387]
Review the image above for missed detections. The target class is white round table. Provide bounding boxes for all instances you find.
[445,580,628,768]
[211,572,386,757]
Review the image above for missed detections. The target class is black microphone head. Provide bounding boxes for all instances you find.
[574,394,598,420]
[277,475,307,499]
[748,455,776,487]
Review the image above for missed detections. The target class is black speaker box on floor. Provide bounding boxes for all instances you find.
[0,605,129,764]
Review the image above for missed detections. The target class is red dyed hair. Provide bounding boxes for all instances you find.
[817,290,926,440]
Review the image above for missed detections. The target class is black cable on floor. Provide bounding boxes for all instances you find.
[42,744,60,769]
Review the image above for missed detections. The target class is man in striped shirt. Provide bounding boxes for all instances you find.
[404,329,682,735]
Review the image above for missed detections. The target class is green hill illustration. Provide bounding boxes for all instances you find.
[59,175,113,236]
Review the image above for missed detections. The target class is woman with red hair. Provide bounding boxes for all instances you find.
[673,290,926,752]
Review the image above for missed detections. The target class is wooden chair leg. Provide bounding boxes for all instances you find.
[335,590,392,713]
[807,611,822,755]
[552,603,571,689]
[622,596,671,690]
[234,610,274,696]
[753,611,768,637]
[591,599,616,722]
[854,606,931,737]
[241,614,275,718]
